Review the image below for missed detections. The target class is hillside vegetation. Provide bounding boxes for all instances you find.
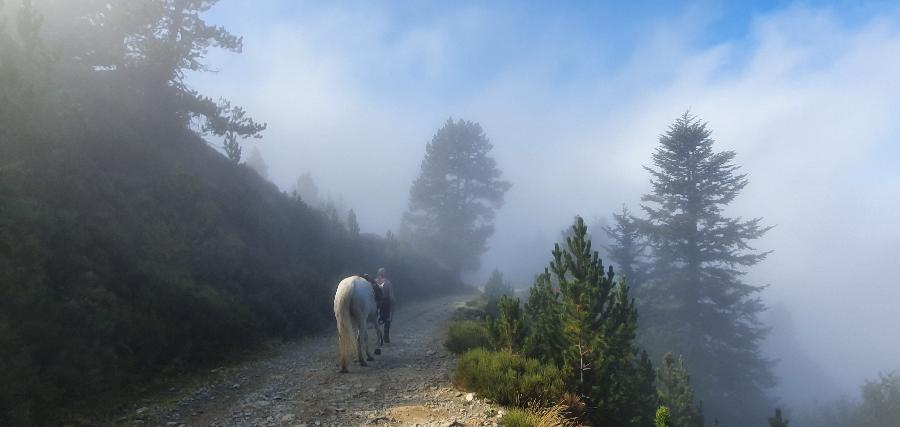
[0,1,458,424]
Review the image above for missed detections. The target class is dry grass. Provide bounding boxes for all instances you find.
[501,404,581,427]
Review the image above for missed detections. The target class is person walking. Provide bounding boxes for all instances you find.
[375,267,395,343]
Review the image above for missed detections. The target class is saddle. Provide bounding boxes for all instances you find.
[358,274,383,302]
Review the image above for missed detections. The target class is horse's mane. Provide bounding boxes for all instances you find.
[357,274,383,302]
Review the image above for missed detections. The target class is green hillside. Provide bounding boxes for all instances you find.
[0,2,458,424]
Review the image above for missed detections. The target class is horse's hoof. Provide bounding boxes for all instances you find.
[366,356,375,361]
[359,360,368,367]
[374,348,382,355]
[340,367,348,373]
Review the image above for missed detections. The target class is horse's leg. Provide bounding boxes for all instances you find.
[353,316,368,366]
[374,316,384,351]
[361,318,374,362]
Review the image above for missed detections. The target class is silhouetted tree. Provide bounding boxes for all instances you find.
[402,118,510,275]
[69,0,265,147]
[638,111,774,424]
[347,209,360,238]
[769,408,789,427]
[483,268,513,317]
[860,371,900,427]
[246,146,268,178]
[604,205,650,291]
[292,172,320,206]
[203,99,266,163]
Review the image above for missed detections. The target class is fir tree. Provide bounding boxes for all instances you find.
[657,353,704,427]
[638,111,774,424]
[604,205,650,288]
[402,118,510,275]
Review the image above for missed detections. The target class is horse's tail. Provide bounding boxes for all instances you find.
[334,277,356,372]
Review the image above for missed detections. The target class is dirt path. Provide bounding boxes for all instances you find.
[119,293,504,427]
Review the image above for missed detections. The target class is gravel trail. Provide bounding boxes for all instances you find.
[117,293,504,427]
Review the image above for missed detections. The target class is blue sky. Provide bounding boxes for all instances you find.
[190,0,900,407]
[199,0,892,94]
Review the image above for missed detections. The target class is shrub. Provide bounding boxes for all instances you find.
[656,406,671,427]
[453,299,487,321]
[501,405,576,427]
[502,409,536,427]
[445,321,491,354]
[453,348,564,407]
[466,298,487,309]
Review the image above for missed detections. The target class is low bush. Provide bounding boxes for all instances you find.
[501,409,536,427]
[445,321,491,354]
[453,348,564,407]
[501,405,576,427]
[452,305,486,322]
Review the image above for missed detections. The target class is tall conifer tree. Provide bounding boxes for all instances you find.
[402,118,510,274]
[639,112,774,424]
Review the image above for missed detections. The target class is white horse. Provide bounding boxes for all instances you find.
[334,275,384,373]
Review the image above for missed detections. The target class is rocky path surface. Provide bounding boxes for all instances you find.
[118,293,505,427]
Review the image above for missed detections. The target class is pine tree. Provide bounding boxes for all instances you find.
[204,99,266,163]
[292,172,320,206]
[483,269,513,317]
[860,371,900,427]
[347,209,360,238]
[768,408,789,427]
[657,353,704,427]
[529,216,657,426]
[523,270,566,364]
[72,0,263,135]
[488,295,525,351]
[484,269,513,299]
[402,118,510,275]
[638,111,774,424]
[246,146,269,178]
